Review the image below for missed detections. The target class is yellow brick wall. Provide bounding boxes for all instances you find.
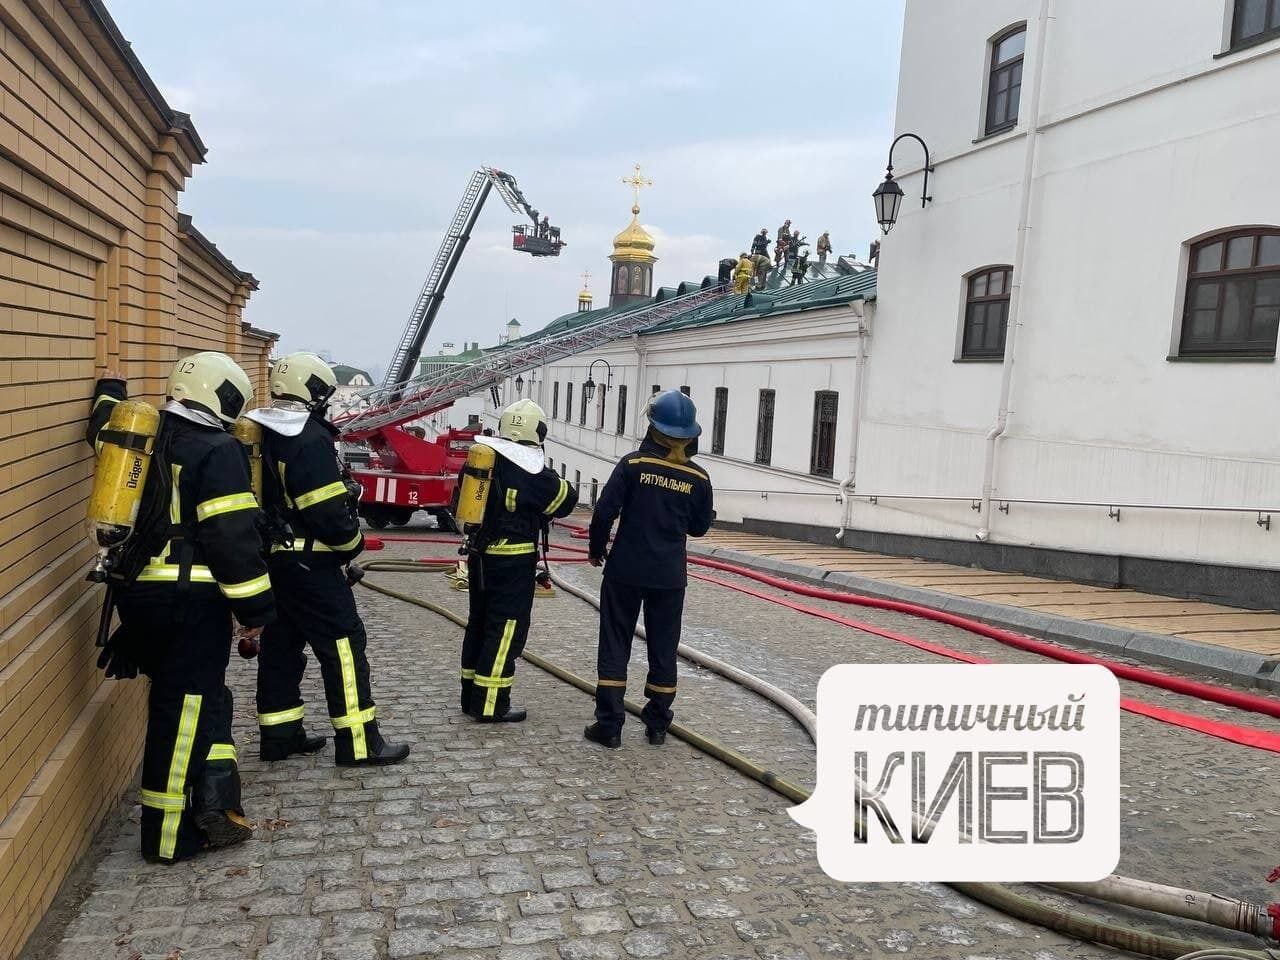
[0,3,273,954]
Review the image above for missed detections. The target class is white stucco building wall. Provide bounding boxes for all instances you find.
[861,0,1280,569]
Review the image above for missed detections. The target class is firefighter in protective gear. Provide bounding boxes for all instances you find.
[733,253,754,294]
[585,390,713,749]
[85,353,274,863]
[247,352,410,766]
[460,399,578,722]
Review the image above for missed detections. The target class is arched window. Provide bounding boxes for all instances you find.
[985,25,1026,136]
[1180,229,1280,357]
[962,266,1013,359]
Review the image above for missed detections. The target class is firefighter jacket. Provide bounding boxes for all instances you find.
[472,454,579,557]
[86,378,276,626]
[259,415,364,568]
[588,436,714,590]
[751,233,770,256]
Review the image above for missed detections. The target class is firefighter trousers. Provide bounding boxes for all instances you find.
[257,562,385,763]
[460,553,536,718]
[594,577,684,737]
[115,589,243,863]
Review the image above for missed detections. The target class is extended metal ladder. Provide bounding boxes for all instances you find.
[338,283,729,441]
[382,167,532,388]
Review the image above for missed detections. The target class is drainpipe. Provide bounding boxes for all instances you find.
[836,300,870,540]
[977,0,1051,542]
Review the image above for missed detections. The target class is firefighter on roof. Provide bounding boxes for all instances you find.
[86,352,273,862]
[246,352,410,766]
[584,390,714,749]
[458,399,578,722]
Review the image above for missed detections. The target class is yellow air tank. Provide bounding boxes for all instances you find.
[232,416,264,502]
[455,443,496,528]
[86,399,160,567]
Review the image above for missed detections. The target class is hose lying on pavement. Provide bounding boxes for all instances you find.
[353,558,1271,960]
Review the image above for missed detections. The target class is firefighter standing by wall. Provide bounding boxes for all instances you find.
[86,353,274,862]
[585,390,714,748]
[247,352,409,766]
[459,399,578,722]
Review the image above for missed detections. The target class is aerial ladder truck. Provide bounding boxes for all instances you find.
[337,169,729,529]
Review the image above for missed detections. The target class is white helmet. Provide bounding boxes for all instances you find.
[270,352,338,409]
[167,352,253,427]
[498,399,547,445]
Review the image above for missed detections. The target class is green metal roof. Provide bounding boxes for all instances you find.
[329,363,373,385]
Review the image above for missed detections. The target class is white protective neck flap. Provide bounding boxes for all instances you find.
[245,406,310,437]
[474,435,545,474]
[164,399,222,430]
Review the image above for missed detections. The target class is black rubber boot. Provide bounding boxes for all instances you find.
[470,707,527,724]
[336,741,410,766]
[195,810,253,849]
[260,727,327,762]
[584,723,621,749]
[646,728,667,746]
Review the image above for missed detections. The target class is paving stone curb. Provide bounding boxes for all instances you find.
[691,544,1280,693]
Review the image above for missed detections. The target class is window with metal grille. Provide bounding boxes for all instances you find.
[590,478,598,506]
[810,391,839,477]
[680,385,690,397]
[962,266,1013,359]
[1180,229,1280,357]
[1232,0,1280,49]
[574,469,581,494]
[712,387,728,456]
[754,389,775,465]
[985,25,1025,136]
[596,387,607,430]
[560,463,566,479]
[616,384,628,435]
[565,382,574,422]
[580,387,589,426]
[552,382,560,420]
[651,384,661,395]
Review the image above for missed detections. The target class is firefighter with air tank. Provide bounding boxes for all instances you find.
[455,399,578,722]
[243,352,410,766]
[85,352,273,862]
[584,389,714,749]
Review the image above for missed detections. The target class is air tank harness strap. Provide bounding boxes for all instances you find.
[96,427,154,453]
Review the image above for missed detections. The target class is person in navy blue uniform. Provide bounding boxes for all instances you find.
[584,390,714,748]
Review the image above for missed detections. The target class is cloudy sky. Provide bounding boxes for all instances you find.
[110,1,904,382]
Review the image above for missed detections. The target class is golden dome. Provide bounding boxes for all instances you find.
[610,204,657,263]
[578,288,593,301]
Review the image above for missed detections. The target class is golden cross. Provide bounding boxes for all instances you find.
[621,163,653,210]
[580,270,592,289]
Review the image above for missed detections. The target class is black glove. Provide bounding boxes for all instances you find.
[97,623,139,680]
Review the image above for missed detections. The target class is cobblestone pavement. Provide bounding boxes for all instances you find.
[40,530,1279,960]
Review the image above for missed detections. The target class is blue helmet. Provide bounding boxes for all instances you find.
[647,389,701,439]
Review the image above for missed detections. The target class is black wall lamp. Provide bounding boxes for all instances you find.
[583,359,613,403]
[515,374,525,396]
[872,133,934,234]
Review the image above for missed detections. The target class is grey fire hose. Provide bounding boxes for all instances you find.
[354,559,1272,960]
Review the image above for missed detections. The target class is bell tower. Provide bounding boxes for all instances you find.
[577,271,593,312]
[608,164,657,308]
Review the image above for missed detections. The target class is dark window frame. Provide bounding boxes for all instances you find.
[651,384,661,395]
[809,391,839,478]
[712,387,728,456]
[680,385,691,397]
[596,386,607,430]
[564,382,574,422]
[754,389,775,466]
[1179,228,1280,358]
[984,24,1026,136]
[551,381,560,420]
[616,384,628,435]
[961,265,1014,360]
[580,386,589,426]
[590,478,599,506]
[1231,0,1280,51]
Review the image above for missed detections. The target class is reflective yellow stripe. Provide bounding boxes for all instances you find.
[543,478,569,515]
[258,706,305,726]
[170,464,183,523]
[207,743,238,763]
[460,669,476,679]
[137,564,217,584]
[505,488,517,511]
[196,492,258,522]
[484,539,536,556]
[92,394,119,412]
[329,531,363,552]
[645,682,677,694]
[159,694,201,860]
[335,637,367,760]
[140,789,186,811]
[596,679,628,688]
[279,462,294,509]
[219,572,271,599]
[332,706,376,729]
[626,456,708,480]
[480,619,517,717]
[295,480,347,510]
